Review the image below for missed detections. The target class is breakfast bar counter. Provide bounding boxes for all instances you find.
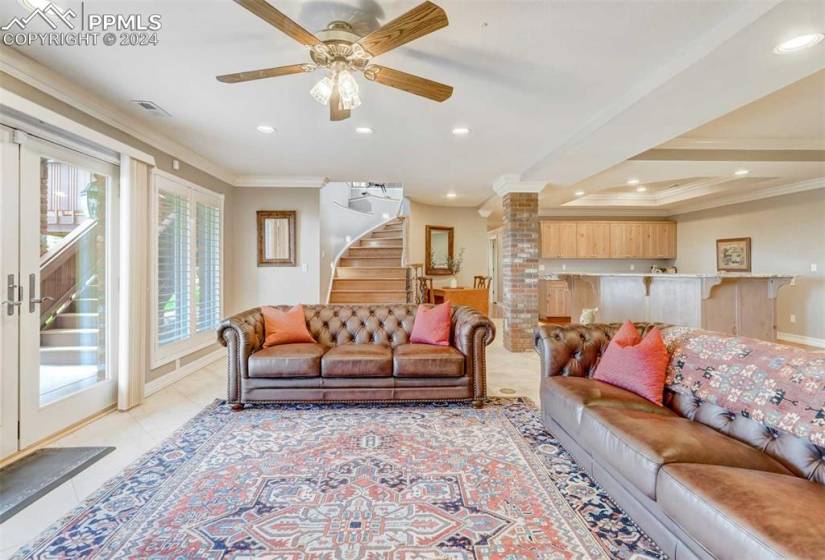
[551,272,794,341]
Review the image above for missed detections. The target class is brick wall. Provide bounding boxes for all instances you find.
[500,192,539,351]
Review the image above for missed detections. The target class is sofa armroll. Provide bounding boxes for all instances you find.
[452,305,495,355]
[217,307,265,403]
[451,305,495,402]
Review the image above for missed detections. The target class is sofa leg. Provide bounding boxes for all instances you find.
[472,399,484,409]
[230,403,244,411]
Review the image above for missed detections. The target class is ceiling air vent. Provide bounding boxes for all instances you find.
[131,100,171,117]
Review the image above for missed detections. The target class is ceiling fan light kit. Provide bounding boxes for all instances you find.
[219,0,454,121]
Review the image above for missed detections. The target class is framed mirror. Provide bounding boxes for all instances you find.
[257,210,296,267]
[425,225,454,276]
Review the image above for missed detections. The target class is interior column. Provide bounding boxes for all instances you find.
[500,190,539,352]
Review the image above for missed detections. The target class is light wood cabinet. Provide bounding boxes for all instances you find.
[540,221,577,258]
[609,222,645,258]
[576,222,611,258]
[541,280,571,318]
[642,222,677,259]
[540,220,676,260]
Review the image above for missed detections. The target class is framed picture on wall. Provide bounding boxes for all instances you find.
[716,237,751,272]
[257,210,296,267]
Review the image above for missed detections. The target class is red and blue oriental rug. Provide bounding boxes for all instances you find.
[14,400,664,559]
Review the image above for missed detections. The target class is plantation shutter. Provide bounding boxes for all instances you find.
[156,189,191,345]
[195,201,221,333]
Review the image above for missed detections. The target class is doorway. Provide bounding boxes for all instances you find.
[1,127,119,458]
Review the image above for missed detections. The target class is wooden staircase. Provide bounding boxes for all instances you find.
[329,218,407,304]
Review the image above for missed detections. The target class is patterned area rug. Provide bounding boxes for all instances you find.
[15,400,665,559]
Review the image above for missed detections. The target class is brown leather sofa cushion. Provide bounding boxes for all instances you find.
[542,377,675,435]
[581,407,791,499]
[658,464,825,560]
[322,344,392,378]
[393,344,465,378]
[248,343,325,378]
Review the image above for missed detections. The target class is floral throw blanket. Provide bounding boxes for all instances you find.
[662,327,825,447]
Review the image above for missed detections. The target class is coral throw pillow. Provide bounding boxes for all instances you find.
[410,302,452,346]
[262,305,316,348]
[593,321,669,406]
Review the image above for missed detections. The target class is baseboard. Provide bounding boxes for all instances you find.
[777,331,825,349]
[144,349,225,397]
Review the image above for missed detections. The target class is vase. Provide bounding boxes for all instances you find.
[449,277,458,288]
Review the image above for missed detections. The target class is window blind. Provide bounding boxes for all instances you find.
[156,190,191,346]
[195,201,221,333]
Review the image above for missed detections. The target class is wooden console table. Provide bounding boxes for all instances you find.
[430,287,489,316]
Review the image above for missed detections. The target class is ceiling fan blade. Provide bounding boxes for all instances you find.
[329,87,351,121]
[364,65,452,102]
[216,64,311,83]
[357,1,448,57]
[233,0,320,47]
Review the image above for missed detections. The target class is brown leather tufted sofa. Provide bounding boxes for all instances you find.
[218,304,495,408]
[534,322,825,560]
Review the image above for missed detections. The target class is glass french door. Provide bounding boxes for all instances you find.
[1,129,119,455]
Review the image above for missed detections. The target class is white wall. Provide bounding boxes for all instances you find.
[674,189,825,342]
[227,188,321,313]
[407,201,489,287]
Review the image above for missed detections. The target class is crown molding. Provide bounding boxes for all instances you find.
[234,175,328,188]
[492,174,546,197]
[667,177,825,215]
[658,137,825,151]
[0,46,237,185]
[539,207,670,218]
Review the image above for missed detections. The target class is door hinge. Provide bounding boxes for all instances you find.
[17,420,21,439]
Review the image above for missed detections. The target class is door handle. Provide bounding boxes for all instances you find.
[28,273,54,313]
[3,274,22,316]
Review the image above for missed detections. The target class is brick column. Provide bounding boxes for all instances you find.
[500,191,539,352]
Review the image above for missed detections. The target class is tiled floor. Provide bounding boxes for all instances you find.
[0,320,540,558]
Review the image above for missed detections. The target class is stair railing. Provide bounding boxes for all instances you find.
[39,219,100,325]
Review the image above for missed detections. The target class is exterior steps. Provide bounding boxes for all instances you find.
[40,280,101,368]
[329,218,409,304]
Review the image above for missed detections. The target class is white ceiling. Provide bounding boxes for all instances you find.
[544,69,825,215]
[1,0,823,209]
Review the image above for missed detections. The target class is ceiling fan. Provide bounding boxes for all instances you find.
[217,0,454,121]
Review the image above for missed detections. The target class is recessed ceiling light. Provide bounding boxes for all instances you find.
[627,178,640,186]
[636,186,647,192]
[452,127,470,136]
[355,127,373,134]
[574,191,585,197]
[774,33,824,54]
[256,125,275,134]
[446,192,457,199]
[734,169,750,176]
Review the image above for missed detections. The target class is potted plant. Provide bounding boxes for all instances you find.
[445,248,465,288]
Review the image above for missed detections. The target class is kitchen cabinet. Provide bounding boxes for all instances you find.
[540,220,676,259]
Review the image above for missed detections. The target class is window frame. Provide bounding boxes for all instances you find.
[150,170,224,368]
